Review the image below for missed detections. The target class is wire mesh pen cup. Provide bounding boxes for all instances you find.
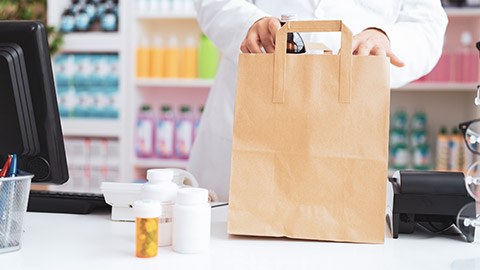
[0,173,33,254]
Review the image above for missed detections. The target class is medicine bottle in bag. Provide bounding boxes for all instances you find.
[280,14,306,54]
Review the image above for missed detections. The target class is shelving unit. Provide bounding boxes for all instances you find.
[394,83,477,92]
[134,158,188,169]
[127,1,212,179]
[445,7,480,17]
[136,13,196,20]
[61,119,121,137]
[48,0,130,187]
[61,33,122,52]
[136,78,214,88]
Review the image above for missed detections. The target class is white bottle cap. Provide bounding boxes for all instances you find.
[177,188,208,205]
[281,14,298,22]
[147,169,174,183]
[133,200,162,218]
[185,35,197,48]
[168,35,179,47]
[138,36,149,47]
[153,33,163,47]
[461,31,473,46]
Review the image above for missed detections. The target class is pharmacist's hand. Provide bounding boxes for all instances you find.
[352,28,405,67]
[241,17,281,54]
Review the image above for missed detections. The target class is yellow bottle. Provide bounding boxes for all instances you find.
[151,34,165,78]
[133,200,161,259]
[182,35,198,78]
[436,127,449,171]
[165,35,180,78]
[136,36,151,78]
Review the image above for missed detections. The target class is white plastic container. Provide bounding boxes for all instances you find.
[142,169,178,246]
[172,188,211,254]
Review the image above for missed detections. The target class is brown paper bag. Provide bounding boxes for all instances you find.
[228,20,390,244]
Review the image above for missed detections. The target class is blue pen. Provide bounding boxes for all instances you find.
[7,154,17,177]
[3,154,17,248]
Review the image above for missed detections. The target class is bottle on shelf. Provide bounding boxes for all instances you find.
[436,126,449,171]
[449,127,463,171]
[101,6,118,31]
[136,105,155,158]
[165,35,181,78]
[280,14,306,54]
[151,33,165,78]
[198,34,219,79]
[172,0,184,13]
[155,105,175,158]
[391,143,409,170]
[183,34,198,78]
[175,106,194,159]
[75,8,91,31]
[85,0,97,21]
[60,8,76,33]
[413,144,431,170]
[454,31,478,83]
[137,36,151,78]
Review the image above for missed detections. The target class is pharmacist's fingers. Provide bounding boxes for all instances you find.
[266,18,281,52]
[387,51,405,67]
[371,46,387,57]
[241,35,261,53]
[355,43,373,56]
[258,28,275,53]
[247,36,263,53]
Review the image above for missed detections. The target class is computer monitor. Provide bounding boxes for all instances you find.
[0,21,68,184]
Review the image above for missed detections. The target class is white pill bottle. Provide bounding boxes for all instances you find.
[172,188,211,254]
[142,168,178,246]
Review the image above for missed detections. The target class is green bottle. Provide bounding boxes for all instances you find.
[198,34,220,79]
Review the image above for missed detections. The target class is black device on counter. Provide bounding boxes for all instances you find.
[388,170,475,242]
[0,21,68,184]
[0,21,109,214]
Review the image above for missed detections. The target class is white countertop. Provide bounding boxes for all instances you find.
[2,206,480,270]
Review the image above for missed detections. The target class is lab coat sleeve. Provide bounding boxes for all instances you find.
[195,0,270,62]
[375,0,448,88]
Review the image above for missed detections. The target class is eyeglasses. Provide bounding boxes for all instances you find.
[456,119,480,240]
[459,119,480,155]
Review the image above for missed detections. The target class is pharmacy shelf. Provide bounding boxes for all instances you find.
[445,7,480,17]
[393,82,477,92]
[61,32,122,52]
[134,158,188,168]
[136,78,214,88]
[136,13,196,20]
[61,119,122,137]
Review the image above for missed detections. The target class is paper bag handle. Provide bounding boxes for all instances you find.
[273,20,353,104]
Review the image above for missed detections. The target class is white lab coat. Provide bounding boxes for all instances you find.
[188,0,448,201]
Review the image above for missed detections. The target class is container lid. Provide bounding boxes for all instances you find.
[147,169,174,183]
[180,106,191,113]
[177,188,208,205]
[133,200,162,218]
[161,105,172,112]
[281,14,298,22]
[153,33,163,47]
[141,105,151,112]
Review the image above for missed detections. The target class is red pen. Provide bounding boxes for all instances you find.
[0,156,12,178]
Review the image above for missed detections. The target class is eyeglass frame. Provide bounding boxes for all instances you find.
[459,119,480,155]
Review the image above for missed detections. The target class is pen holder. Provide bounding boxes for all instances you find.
[0,173,33,254]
